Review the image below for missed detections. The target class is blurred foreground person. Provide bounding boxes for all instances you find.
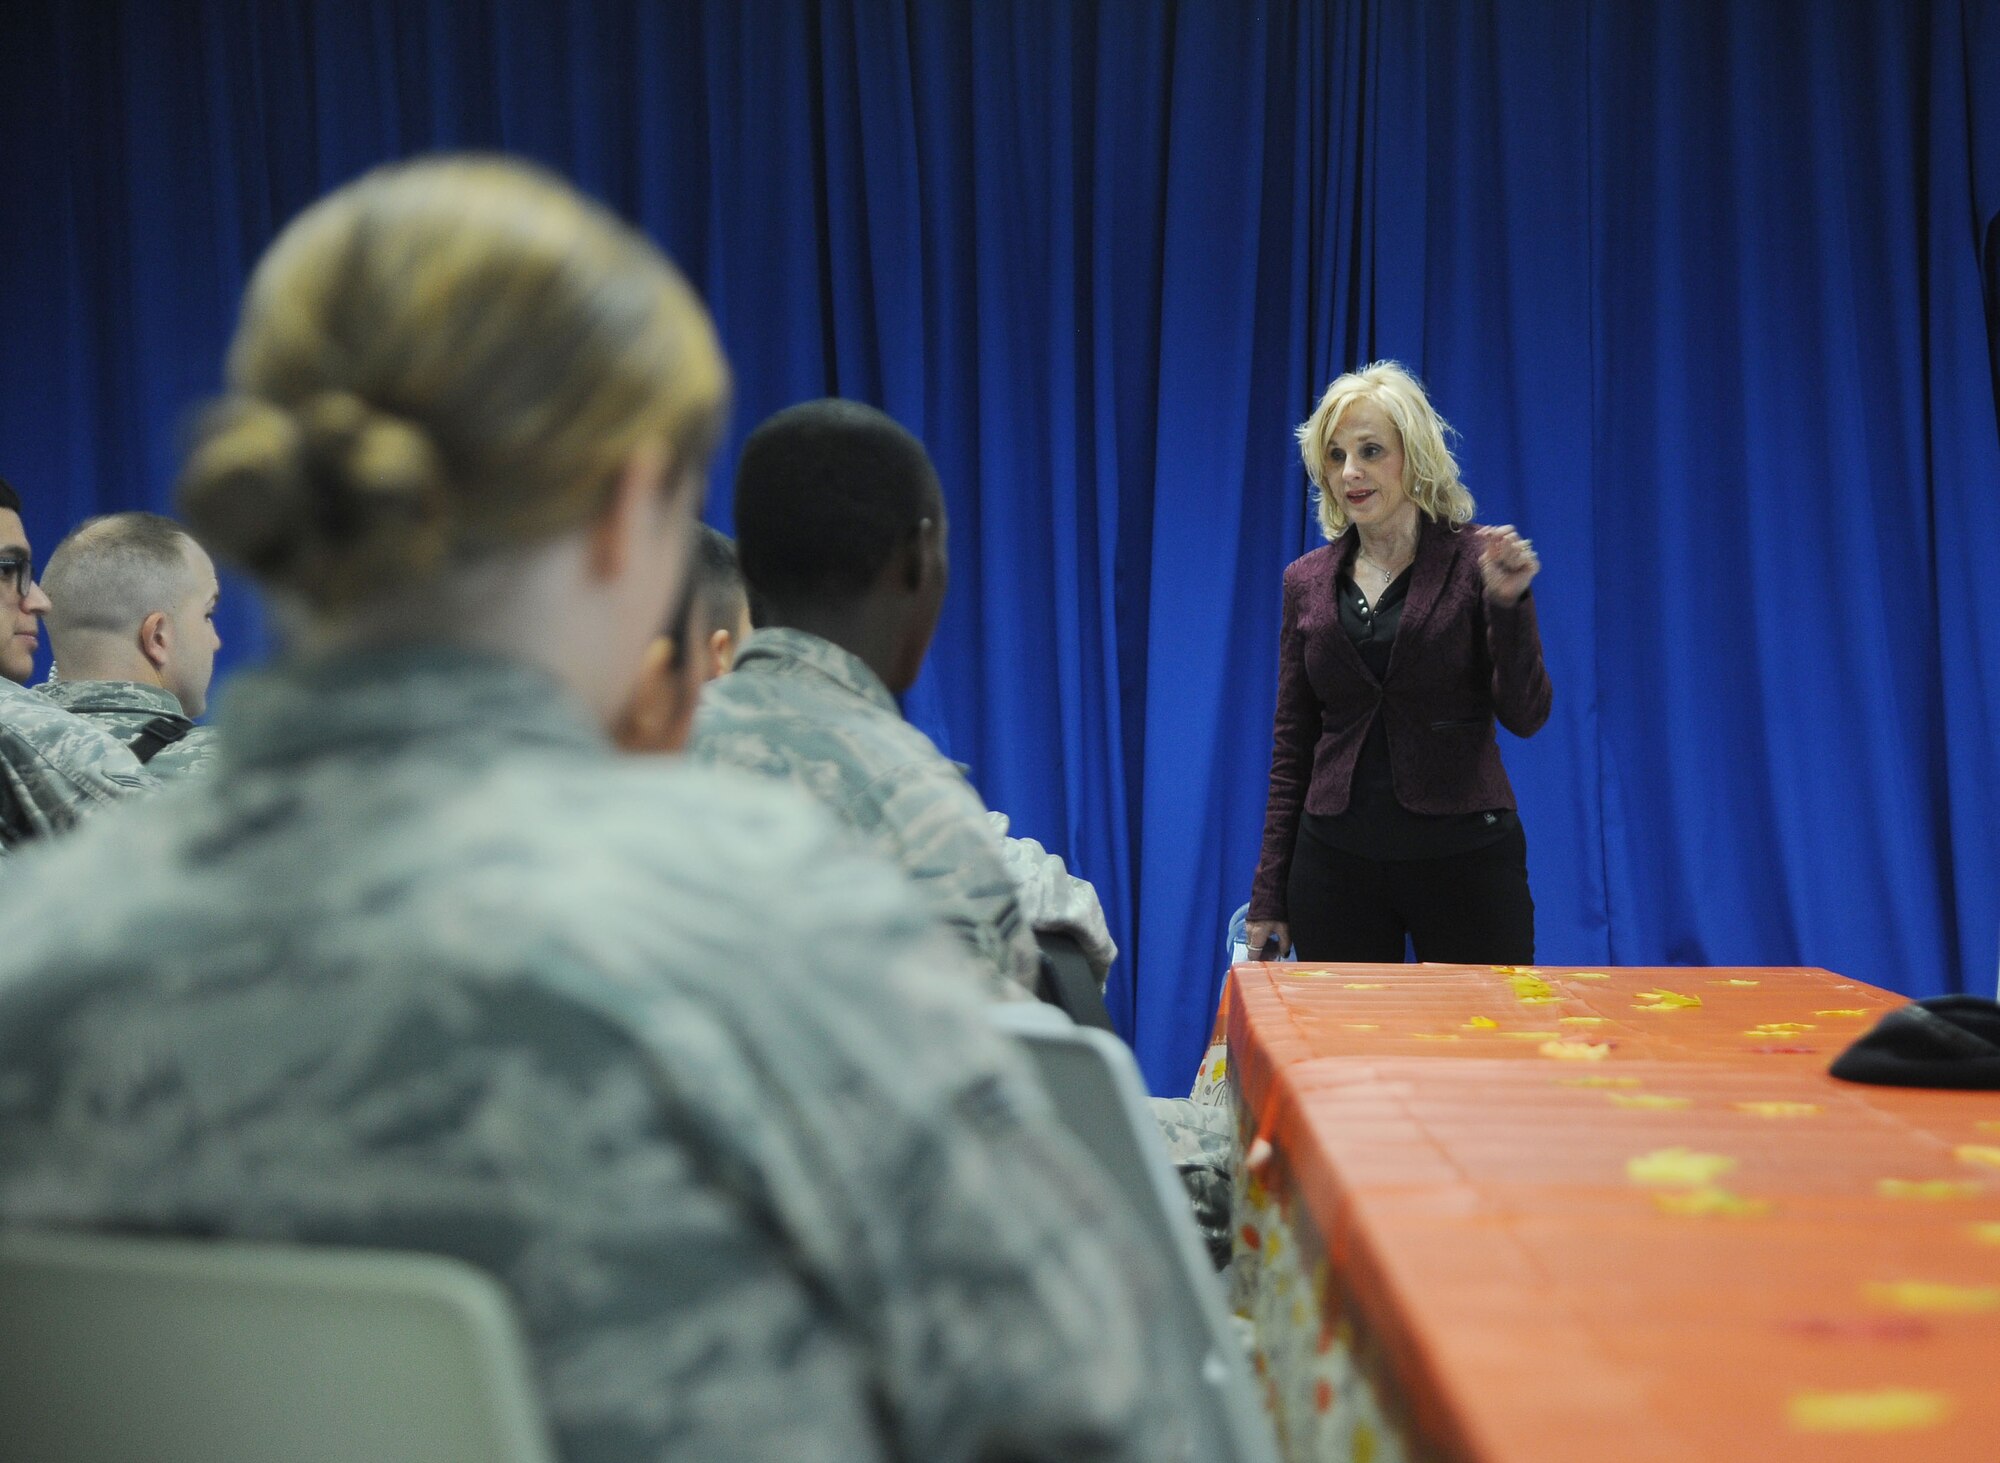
[0,478,158,853]
[38,512,223,777]
[0,158,1217,1462]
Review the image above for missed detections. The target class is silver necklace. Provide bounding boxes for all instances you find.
[1356,549,1406,590]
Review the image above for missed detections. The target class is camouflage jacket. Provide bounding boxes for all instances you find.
[689,629,1041,995]
[0,676,158,859]
[0,645,1220,1463]
[986,810,1119,981]
[37,678,219,780]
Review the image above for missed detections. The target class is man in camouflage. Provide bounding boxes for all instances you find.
[690,400,1042,994]
[0,478,158,855]
[37,512,223,779]
[689,402,1235,1263]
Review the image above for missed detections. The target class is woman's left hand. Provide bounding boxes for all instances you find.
[1479,525,1541,607]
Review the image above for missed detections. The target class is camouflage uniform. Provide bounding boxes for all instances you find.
[689,629,1041,994]
[37,678,219,780]
[986,810,1119,981]
[0,676,158,858]
[0,645,1221,1462]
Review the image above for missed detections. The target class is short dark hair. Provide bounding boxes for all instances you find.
[0,476,20,515]
[690,523,748,631]
[732,400,942,609]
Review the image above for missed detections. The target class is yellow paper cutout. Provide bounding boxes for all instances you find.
[1343,1023,1380,1031]
[1864,1281,2000,1314]
[1343,982,1389,990]
[1558,1016,1606,1025]
[1503,974,1558,1002]
[1788,1389,1950,1434]
[1747,1021,1816,1034]
[1493,965,1541,976]
[1879,1178,1984,1201]
[1608,1093,1691,1110]
[1734,1101,1821,1118]
[1956,1145,2000,1170]
[1654,1188,1770,1218]
[1632,988,1702,1011]
[1569,971,1611,980]
[1539,1040,1611,1061]
[1463,1015,1499,1029]
[1626,1147,1736,1187]
[1816,1008,1869,1017]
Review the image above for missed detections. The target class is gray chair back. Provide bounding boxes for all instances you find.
[0,1229,554,1463]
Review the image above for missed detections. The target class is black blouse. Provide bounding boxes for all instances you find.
[1300,565,1518,861]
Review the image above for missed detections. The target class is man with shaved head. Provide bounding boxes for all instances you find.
[38,512,222,778]
[0,479,158,856]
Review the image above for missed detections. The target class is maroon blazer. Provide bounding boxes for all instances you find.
[1248,514,1552,920]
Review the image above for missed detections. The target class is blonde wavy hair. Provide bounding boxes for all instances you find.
[178,155,729,613]
[1295,361,1475,539]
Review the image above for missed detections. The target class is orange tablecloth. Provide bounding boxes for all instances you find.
[1225,961,2000,1461]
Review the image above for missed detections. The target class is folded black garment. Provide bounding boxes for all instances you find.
[1829,996,2000,1089]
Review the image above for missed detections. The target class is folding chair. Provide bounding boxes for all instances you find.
[0,1228,554,1463]
[989,1003,1279,1463]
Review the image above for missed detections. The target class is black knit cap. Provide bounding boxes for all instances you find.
[1828,996,2000,1089]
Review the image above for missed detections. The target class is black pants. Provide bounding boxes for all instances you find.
[1285,823,1535,964]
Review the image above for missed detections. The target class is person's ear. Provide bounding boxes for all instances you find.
[899,518,940,594]
[138,610,173,673]
[611,635,678,753]
[706,626,733,681]
[586,447,671,585]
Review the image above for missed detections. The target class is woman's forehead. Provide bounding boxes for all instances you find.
[1331,396,1396,442]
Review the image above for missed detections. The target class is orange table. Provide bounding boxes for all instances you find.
[1224,962,2000,1462]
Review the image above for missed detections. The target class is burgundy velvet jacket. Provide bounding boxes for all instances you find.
[1248,514,1553,920]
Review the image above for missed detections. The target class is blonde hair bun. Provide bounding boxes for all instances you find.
[176,155,728,614]
[180,391,451,604]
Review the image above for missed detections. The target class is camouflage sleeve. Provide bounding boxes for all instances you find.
[1149,1096,1237,1271]
[0,693,160,852]
[857,760,1043,993]
[148,727,221,781]
[985,811,1120,980]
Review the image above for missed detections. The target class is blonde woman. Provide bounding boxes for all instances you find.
[0,158,1217,1460]
[1245,361,1551,965]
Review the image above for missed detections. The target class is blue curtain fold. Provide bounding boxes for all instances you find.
[2,0,1996,1091]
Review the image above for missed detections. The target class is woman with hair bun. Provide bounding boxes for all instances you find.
[1246,361,1552,966]
[0,159,1216,1460]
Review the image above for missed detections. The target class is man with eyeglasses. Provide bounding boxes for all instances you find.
[0,477,158,857]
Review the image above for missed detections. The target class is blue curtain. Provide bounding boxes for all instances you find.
[2,1,1996,1093]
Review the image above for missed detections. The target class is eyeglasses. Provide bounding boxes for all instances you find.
[0,556,34,598]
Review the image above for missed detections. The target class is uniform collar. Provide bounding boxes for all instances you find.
[37,678,188,722]
[729,627,901,717]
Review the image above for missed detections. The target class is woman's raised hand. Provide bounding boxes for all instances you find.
[1479,525,1540,607]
